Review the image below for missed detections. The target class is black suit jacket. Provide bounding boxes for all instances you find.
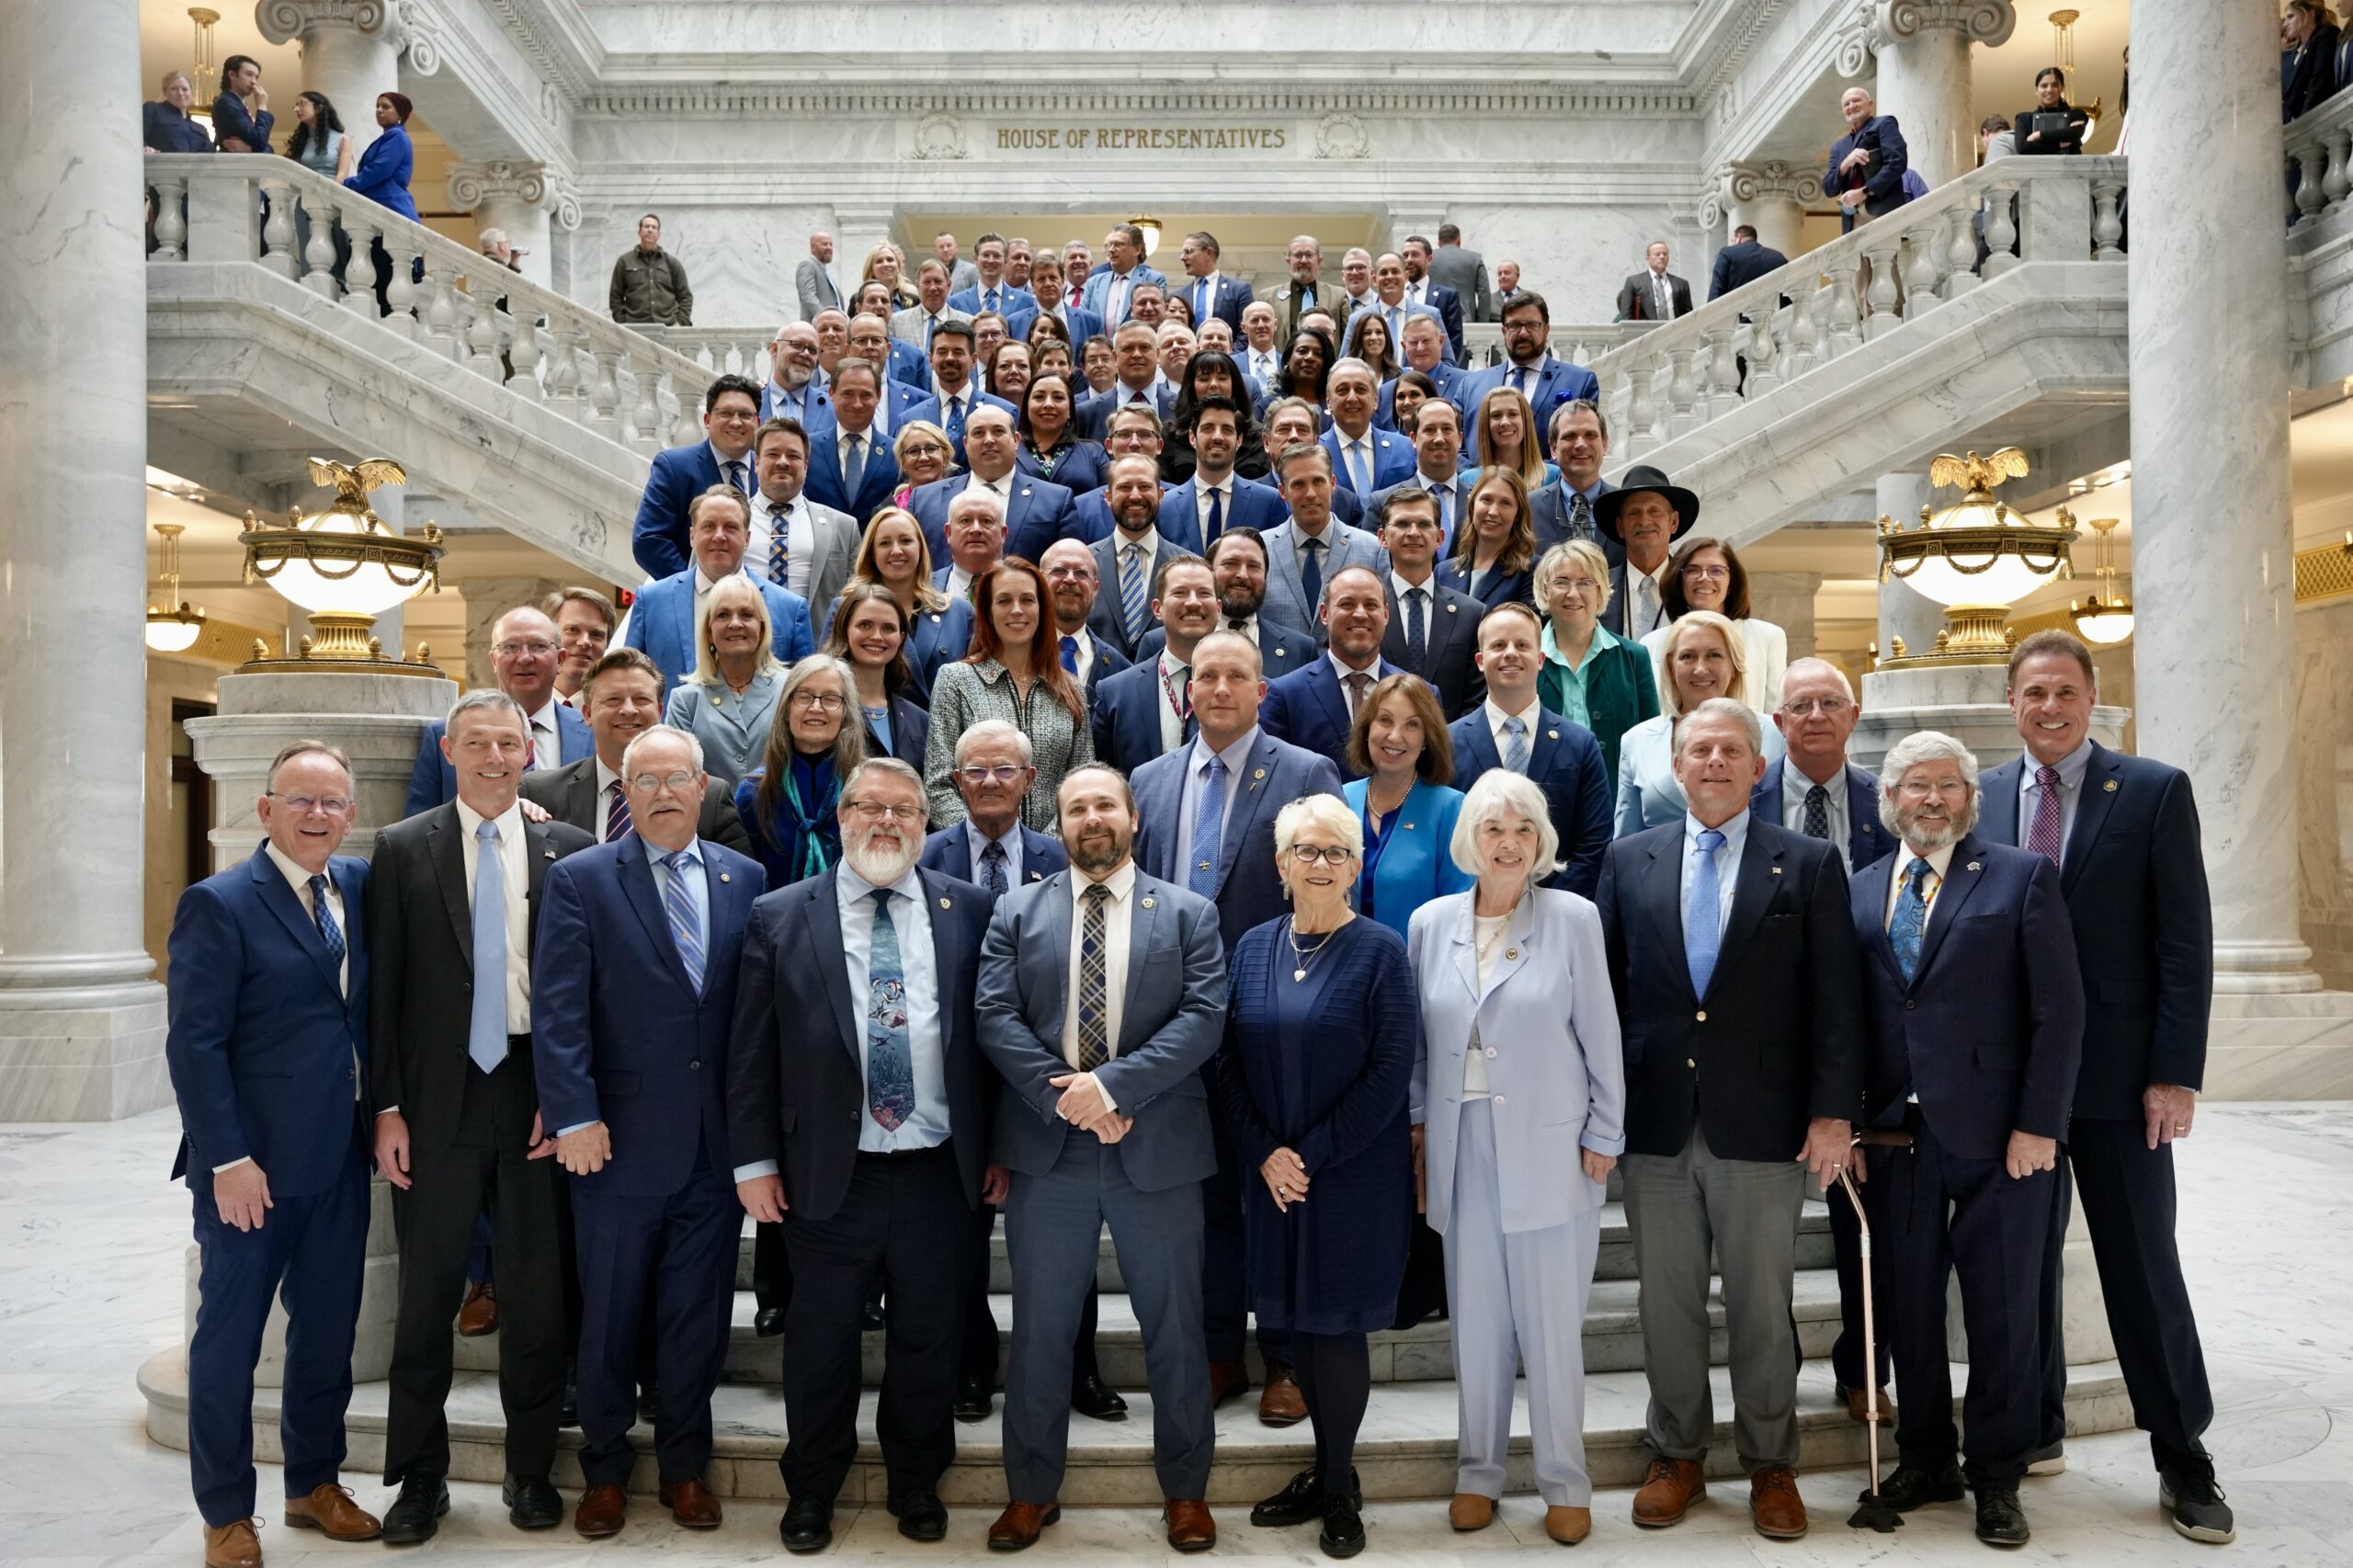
[366,803,596,1149]
[1709,240,1789,301]
[1380,576,1486,719]
[726,867,996,1221]
[1597,817,1865,1162]
[520,756,751,855]
[1616,270,1693,323]
[2287,28,2340,118]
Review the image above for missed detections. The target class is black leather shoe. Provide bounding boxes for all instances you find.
[860,1301,887,1332]
[755,1306,786,1337]
[380,1476,449,1545]
[890,1488,949,1541]
[1974,1488,2029,1547]
[779,1494,833,1553]
[504,1474,563,1530]
[1869,1461,1966,1511]
[1071,1374,1128,1421]
[2160,1465,2237,1544]
[637,1380,660,1423]
[559,1377,578,1428]
[1251,1466,1359,1528]
[1319,1495,1366,1559]
[954,1373,994,1422]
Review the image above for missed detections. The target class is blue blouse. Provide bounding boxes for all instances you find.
[1343,778,1472,937]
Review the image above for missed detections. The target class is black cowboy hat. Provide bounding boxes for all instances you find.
[1593,464,1699,544]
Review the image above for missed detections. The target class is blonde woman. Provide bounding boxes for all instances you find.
[845,505,972,691]
[861,242,918,311]
[1472,383,1555,493]
[1612,608,1784,835]
[1534,540,1658,781]
[663,574,784,788]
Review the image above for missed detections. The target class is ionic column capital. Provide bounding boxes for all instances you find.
[1836,0,2017,77]
[256,0,408,49]
[447,160,582,232]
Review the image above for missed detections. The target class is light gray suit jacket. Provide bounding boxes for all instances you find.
[788,498,859,636]
[1257,517,1391,645]
[1406,887,1627,1235]
[1427,244,1492,323]
[975,869,1227,1193]
[795,256,843,321]
[890,303,975,347]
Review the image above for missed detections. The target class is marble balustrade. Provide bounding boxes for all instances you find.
[2288,86,2353,228]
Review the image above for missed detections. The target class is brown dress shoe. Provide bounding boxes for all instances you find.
[204,1519,262,1568]
[1448,1493,1495,1531]
[1838,1384,1897,1425]
[456,1281,499,1336]
[1257,1364,1307,1426]
[1631,1456,1705,1527]
[987,1501,1060,1551]
[1163,1498,1217,1552]
[1750,1465,1808,1539]
[660,1479,722,1529]
[1545,1506,1594,1544]
[284,1483,379,1540]
[1207,1360,1248,1407]
[574,1484,626,1539]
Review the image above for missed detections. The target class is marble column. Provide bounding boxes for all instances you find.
[2129,0,2316,995]
[455,574,570,689]
[1712,163,1812,261]
[257,0,408,158]
[447,160,582,290]
[1846,2,2018,187]
[0,0,171,1119]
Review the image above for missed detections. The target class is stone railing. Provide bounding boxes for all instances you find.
[1586,156,2128,464]
[2289,89,2353,227]
[143,154,722,456]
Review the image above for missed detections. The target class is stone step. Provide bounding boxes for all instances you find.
[728,1199,1841,1292]
[138,1346,2134,1507]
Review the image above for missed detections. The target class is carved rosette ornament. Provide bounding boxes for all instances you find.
[912,113,968,161]
[1314,112,1370,160]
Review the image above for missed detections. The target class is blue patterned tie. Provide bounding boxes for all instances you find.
[1685,827,1725,1001]
[663,846,706,994]
[865,888,915,1131]
[979,838,1009,895]
[1188,754,1228,898]
[842,430,867,499]
[767,503,790,586]
[467,822,508,1074]
[307,874,345,983]
[1502,715,1530,774]
[1119,541,1149,644]
[1076,884,1111,1071]
[1404,587,1427,670]
[946,394,966,448]
[1890,857,1933,984]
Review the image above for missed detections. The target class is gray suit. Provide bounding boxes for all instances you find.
[946,257,981,294]
[795,256,844,322]
[759,495,858,636]
[890,303,974,348]
[975,868,1226,1505]
[1257,518,1390,647]
[1427,243,1493,324]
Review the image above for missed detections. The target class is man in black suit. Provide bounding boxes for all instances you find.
[1824,86,1913,232]
[1709,224,1789,301]
[1375,488,1485,718]
[1596,697,1862,1542]
[1530,401,1623,565]
[1978,631,2235,1544]
[520,649,751,852]
[1136,527,1316,683]
[729,757,1004,1552]
[369,690,596,1543]
[1848,730,2082,1549]
[1616,242,1693,323]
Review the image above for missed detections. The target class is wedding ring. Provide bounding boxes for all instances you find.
[2172,1123,2187,1133]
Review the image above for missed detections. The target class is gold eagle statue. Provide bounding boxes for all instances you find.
[1927,448,2029,497]
[309,457,409,505]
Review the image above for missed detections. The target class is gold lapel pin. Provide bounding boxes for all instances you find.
[2104,778,2119,792]
[938,896,952,909]
[1506,948,1519,960]
[1444,603,1457,615]
[1253,767,1267,780]
[719,872,731,883]
[1547,729,1560,741]
[1403,822,1415,830]
[1967,861,1982,871]
[1770,866,1782,875]
[1141,896,1157,909]
[542,848,556,858]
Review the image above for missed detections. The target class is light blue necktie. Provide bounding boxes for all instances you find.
[841,430,867,499]
[1195,278,1210,321]
[1188,754,1228,898]
[1347,439,1373,497]
[1119,540,1150,643]
[1387,305,1403,344]
[1502,715,1530,774]
[663,846,706,994]
[1685,827,1725,1001]
[467,821,508,1074]
[983,287,1000,313]
[1890,858,1933,984]
[865,888,915,1131]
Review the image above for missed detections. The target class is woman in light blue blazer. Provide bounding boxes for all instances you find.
[1342,674,1472,939]
[1614,608,1783,835]
[662,574,786,789]
[1406,769,1626,1546]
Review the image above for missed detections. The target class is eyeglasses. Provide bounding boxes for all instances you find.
[1780,697,1852,718]
[1554,576,1603,595]
[789,691,847,711]
[494,640,558,657]
[958,765,1029,784]
[629,769,698,792]
[1286,844,1358,866]
[1680,564,1731,582]
[709,409,760,425]
[267,792,352,815]
[846,801,925,822]
[1896,778,1970,800]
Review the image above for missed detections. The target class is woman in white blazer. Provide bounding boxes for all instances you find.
[1638,535,1788,716]
[1406,769,1627,1548]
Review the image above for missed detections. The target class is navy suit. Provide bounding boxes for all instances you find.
[531,835,764,1489]
[1851,834,2082,1492]
[1175,272,1256,335]
[1086,531,1198,662]
[1136,617,1314,683]
[1405,281,1467,363]
[1749,763,1895,876]
[1377,361,1465,427]
[1981,744,2221,1474]
[1160,474,1285,555]
[620,570,815,697]
[908,597,976,692]
[1530,478,1626,565]
[1017,439,1108,495]
[167,845,372,1528]
[1090,654,1188,775]
[1448,708,1613,899]
[1322,425,1417,503]
[1824,115,1912,232]
[632,442,746,580]
[1709,240,1790,301]
[1075,381,1176,441]
[1381,575,1486,717]
[802,422,904,524]
[1034,300,1106,346]
[209,92,274,153]
[907,472,1075,566]
[1258,655,1421,779]
[403,704,593,819]
[1437,555,1533,612]
[1457,358,1603,455]
[919,821,1068,887]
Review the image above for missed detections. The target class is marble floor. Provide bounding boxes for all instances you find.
[6,1105,2351,1567]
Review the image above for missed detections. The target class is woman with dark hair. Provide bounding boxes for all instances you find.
[1278,324,1340,411]
[1441,468,1539,609]
[1015,371,1108,492]
[824,582,932,768]
[1079,334,1119,396]
[345,93,418,313]
[845,506,972,693]
[921,559,1094,829]
[1389,369,1439,435]
[1164,348,1272,484]
[1639,533,1788,714]
[2016,65,2090,154]
[1032,338,1075,385]
[1340,310,1404,384]
[984,337,1033,408]
[285,91,353,180]
[1023,309,1072,352]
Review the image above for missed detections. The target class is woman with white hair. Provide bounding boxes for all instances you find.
[1220,795,1418,1561]
[1408,769,1626,1547]
[664,574,785,789]
[1614,608,1785,835]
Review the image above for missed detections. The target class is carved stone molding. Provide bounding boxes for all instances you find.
[1837,0,2018,76]
[447,159,581,230]
[911,113,967,161]
[1700,159,1820,228]
[1313,112,1370,161]
[580,85,1702,120]
[256,0,408,49]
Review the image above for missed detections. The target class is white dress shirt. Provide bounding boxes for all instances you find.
[1193,475,1233,540]
[454,796,533,1032]
[1483,696,1544,767]
[1680,809,1748,946]
[1176,726,1257,883]
[1061,859,1138,1108]
[595,759,628,844]
[1779,757,1853,869]
[524,699,563,771]
[1155,649,1191,754]
[836,861,950,1153]
[1062,625,1101,688]
[2014,738,2094,854]
[1883,840,1956,928]
[1624,557,1673,637]
[749,490,813,596]
[836,422,879,480]
[1328,650,1381,722]
[945,562,976,602]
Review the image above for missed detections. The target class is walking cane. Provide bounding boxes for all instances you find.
[1839,1148,1904,1531]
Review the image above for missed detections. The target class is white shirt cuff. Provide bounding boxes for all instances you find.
[733,1160,780,1183]
[211,1156,255,1175]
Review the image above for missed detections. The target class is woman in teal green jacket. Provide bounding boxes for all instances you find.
[1533,539,1658,782]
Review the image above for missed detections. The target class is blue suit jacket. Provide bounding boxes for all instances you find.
[1824,114,1912,230]
[976,869,1225,1192]
[759,379,831,427]
[1017,440,1108,496]
[1259,656,1423,779]
[1342,777,1472,937]
[801,423,903,524]
[1161,474,1286,555]
[949,283,1038,327]
[631,442,728,579]
[908,597,976,690]
[1457,358,1604,452]
[165,845,369,1195]
[1976,744,2213,1118]
[1748,761,1896,879]
[1323,426,1418,501]
[1173,273,1256,335]
[403,704,593,819]
[342,123,416,221]
[1076,381,1177,441]
[1085,533,1197,662]
[906,472,1076,565]
[1850,833,2083,1159]
[886,336,933,392]
[1710,240,1790,301]
[1036,300,1107,347]
[918,821,1069,886]
[1090,654,1185,775]
[210,93,274,153]
[1077,264,1170,327]
[1448,707,1612,899]
[1377,362,1465,428]
[1257,519,1392,643]
[1135,618,1314,683]
[531,835,765,1197]
[1132,729,1347,956]
[619,570,815,699]
[1530,477,1626,565]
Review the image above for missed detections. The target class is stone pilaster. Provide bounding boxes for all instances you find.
[454,574,573,691]
[448,159,583,290]
[1838,1,2018,187]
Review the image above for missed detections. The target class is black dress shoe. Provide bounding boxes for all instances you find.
[559,1379,578,1428]
[779,1494,833,1553]
[504,1474,563,1530]
[860,1301,887,1332]
[638,1380,660,1423]
[1071,1374,1128,1421]
[890,1488,949,1541]
[1974,1488,2030,1547]
[1251,1466,1359,1528]
[1319,1495,1366,1560]
[755,1306,786,1337]
[1870,1461,1965,1511]
[380,1476,449,1545]
[2160,1464,2237,1544]
[954,1373,994,1422]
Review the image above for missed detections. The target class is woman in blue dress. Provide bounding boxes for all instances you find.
[1342,674,1472,937]
[1219,796,1419,1560]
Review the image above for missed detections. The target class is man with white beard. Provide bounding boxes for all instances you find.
[727,757,1005,1552]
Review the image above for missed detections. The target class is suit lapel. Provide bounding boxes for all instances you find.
[2058,744,2122,896]
[1642,832,1697,1004]
[1708,828,1781,992]
[1036,873,1074,1040]
[619,835,696,994]
[1457,715,1501,780]
[249,849,340,995]
[1526,709,1563,784]
[1977,758,2022,847]
[564,760,598,832]
[426,809,475,971]
[1120,884,1162,1051]
[1216,738,1283,894]
[920,870,971,1075]
[1912,836,1989,984]
[1474,894,1541,1006]
[801,874,862,1060]
[1307,662,1351,745]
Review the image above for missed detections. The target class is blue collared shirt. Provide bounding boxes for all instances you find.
[967,823,1025,887]
[1176,726,1258,881]
[2016,737,2095,854]
[835,861,951,1154]
[645,837,710,971]
[1679,809,1749,946]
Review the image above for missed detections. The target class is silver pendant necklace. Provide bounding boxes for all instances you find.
[1286,917,1337,983]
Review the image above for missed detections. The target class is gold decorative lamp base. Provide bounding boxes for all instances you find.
[238,620,443,675]
[1878,603,2018,667]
